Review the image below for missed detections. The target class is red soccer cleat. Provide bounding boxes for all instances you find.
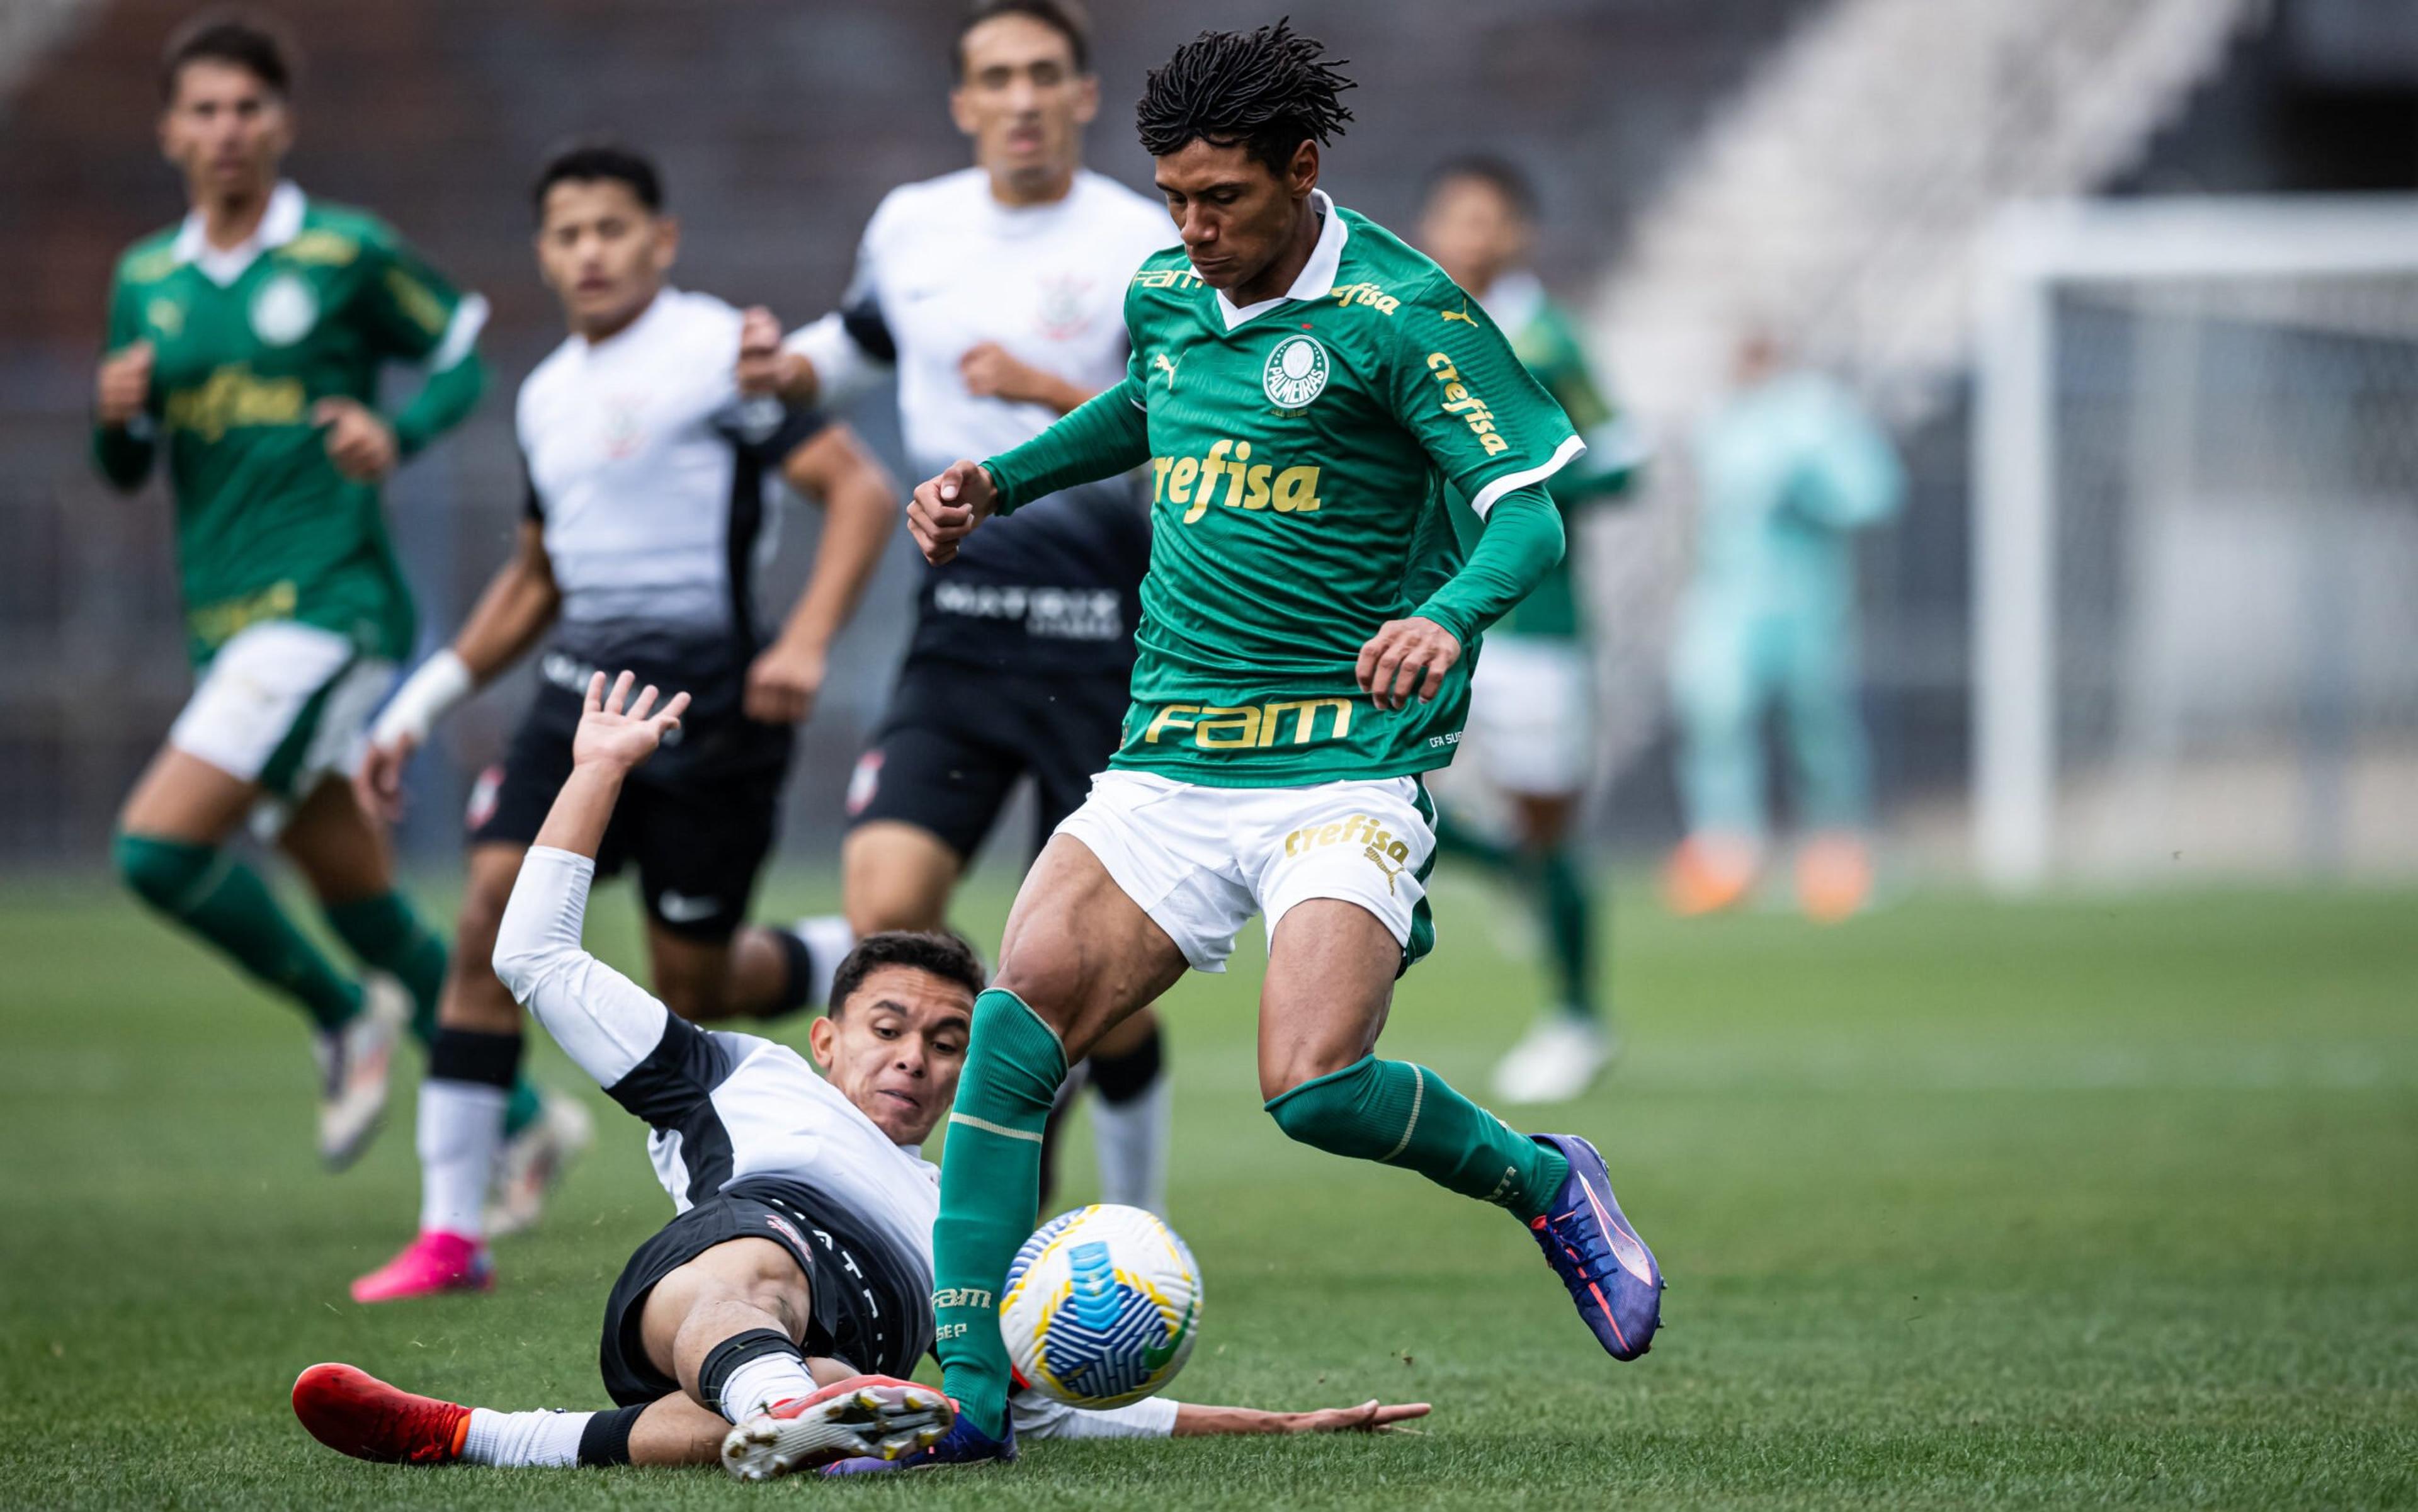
[292,1362,470,1465]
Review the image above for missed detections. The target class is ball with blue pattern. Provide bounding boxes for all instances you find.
[1000,1203,1203,1407]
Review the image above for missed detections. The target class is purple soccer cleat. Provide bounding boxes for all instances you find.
[1528,1132,1663,1360]
[821,1405,1014,1474]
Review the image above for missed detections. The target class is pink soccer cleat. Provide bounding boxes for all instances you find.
[349,1230,493,1304]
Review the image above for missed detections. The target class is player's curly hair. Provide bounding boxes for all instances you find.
[1135,18,1356,172]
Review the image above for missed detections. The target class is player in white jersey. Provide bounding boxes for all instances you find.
[293,672,1424,1481]
[347,144,899,1302]
[739,1,1179,1215]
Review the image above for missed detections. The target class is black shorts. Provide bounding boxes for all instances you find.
[469,688,790,941]
[845,657,1130,861]
[596,1176,932,1407]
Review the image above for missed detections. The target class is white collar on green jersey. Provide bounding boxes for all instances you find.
[1479,269,1546,336]
[1214,188,1348,331]
[173,179,305,288]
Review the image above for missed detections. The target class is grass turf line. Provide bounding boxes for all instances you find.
[0,875,2411,1509]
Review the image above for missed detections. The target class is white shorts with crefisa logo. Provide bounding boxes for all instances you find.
[167,620,394,804]
[1053,769,1438,974]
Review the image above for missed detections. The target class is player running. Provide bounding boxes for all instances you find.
[1414,157,1645,1106]
[736,0,1178,1217]
[882,22,1666,1469]
[295,672,1424,1480]
[90,15,543,1168]
[346,142,899,1302]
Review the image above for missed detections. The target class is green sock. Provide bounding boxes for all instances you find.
[1535,846,1599,1021]
[320,889,543,1139]
[114,833,361,1032]
[1266,1055,1570,1222]
[1432,807,1518,872]
[931,988,1067,1438]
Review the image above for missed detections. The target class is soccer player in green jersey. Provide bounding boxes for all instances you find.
[91,16,540,1168]
[843,23,1666,1470]
[1416,157,1645,1106]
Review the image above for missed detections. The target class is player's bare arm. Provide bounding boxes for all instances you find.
[744,423,898,725]
[736,305,820,406]
[356,520,560,821]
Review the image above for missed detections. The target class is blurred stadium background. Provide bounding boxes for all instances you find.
[6,0,2412,887]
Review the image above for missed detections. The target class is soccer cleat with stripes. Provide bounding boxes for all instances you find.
[1528,1132,1663,1360]
[820,1406,1013,1474]
[291,1362,469,1464]
[720,1376,956,1481]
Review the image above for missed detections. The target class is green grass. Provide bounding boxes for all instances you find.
[1,871,2413,1508]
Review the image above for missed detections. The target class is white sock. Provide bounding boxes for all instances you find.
[1091,1072,1171,1217]
[460,1407,591,1467]
[718,1350,819,1423]
[792,915,854,1009]
[417,1079,509,1238]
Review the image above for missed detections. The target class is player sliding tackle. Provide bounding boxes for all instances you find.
[295,671,1424,1481]
[885,21,1666,1470]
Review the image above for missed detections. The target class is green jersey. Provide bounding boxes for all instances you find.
[1478,274,1636,641]
[985,195,1581,788]
[91,183,487,666]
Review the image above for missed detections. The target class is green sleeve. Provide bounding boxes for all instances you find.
[1390,276,1582,519]
[981,376,1152,513]
[360,224,489,457]
[391,348,488,458]
[89,270,156,492]
[1411,491,1565,645]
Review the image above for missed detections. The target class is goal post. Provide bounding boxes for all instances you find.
[1973,195,2418,890]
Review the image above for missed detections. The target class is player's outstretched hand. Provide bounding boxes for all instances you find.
[353,733,416,826]
[1355,616,1462,711]
[908,460,997,565]
[95,340,155,427]
[571,671,690,775]
[1283,1399,1431,1435]
[314,398,399,481]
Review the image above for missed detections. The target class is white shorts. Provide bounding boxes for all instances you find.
[1054,770,1439,975]
[167,620,394,803]
[1465,635,1593,796]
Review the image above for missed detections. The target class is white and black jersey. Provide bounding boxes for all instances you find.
[518,288,825,739]
[494,846,1183,1435]
[786,168,1175,675]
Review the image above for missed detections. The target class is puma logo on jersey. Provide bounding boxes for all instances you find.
[1153,439,1322,523]
[1426,353,1512,455]
[1150,351,1180,389]
[1438,302,1478,325]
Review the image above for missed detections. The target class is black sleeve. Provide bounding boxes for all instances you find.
[839,290,896,364]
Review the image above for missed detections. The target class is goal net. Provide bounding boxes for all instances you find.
[1974,196,2418,887]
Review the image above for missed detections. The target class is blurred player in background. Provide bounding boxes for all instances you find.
[1665,330,1904,922]
[737,0,1178,1215]
[347,143,898,1302]
[886,22,1664,1468]
[297,673,1423,1481]
[89,14,538,1168]
[1416,157,1645,1106]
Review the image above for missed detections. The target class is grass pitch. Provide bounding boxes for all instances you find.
[1,871,2412,1509]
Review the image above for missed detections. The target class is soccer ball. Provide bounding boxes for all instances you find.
[999,1203,1201,1407]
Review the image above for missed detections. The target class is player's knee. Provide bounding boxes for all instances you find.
[1264,1055,1387,1159]
[113,831,213,916]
